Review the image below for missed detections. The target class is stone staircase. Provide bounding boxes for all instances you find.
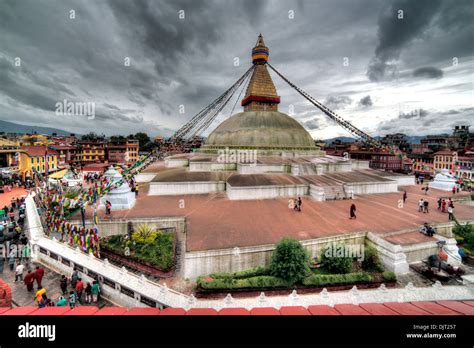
[323,185,347,200]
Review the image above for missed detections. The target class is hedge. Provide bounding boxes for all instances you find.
[382,271,397,282]
[198,275,288,290]
[302,272,372,287]
[209,267,269,280]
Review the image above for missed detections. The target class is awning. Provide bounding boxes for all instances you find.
[48,168,68,179]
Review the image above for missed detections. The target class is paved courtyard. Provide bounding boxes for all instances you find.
[79,184,474,251]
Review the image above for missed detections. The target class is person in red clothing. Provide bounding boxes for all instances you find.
[75,277,84,304]
[34,266,45,290]
[24,269,35,292]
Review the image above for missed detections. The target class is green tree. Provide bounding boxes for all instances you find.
[128,132,151,151]
[269,238,309,285]
[109,135,126,145]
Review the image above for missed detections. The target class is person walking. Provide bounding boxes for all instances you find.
[437,198,442,210]
[403,191,407,203]
[423,200,429,214]
[35,287,46,304]
[297,197,302,212]
[85,282,92,304]
[75,277,84,304]
[452,186,456,194]
[34,266,45,290]
[0,253,4,274]
[350,203,356,219]
[22,243,31,270]
[448,205,454,221]
[8,251,16,272]
[441,199,447,213]
[60,275,68,295]
[68,291,77,309]
[418,198,424,213]
[91,280,100,303]
[14,261,25,282]
[70,268,78,289]
[24,269,35,292]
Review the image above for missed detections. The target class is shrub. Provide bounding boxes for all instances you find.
[453,222,474,251]
[269,238,309,285]
[209,266,269,280]
[302,272,372,287]
[132,224,158,244]
[362,245,383,272]
[198,275,288,290]
[320,243,353,274]
[382,271,396,282]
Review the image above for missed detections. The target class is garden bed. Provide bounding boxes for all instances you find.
[100,247,175,278]
[195,268,397,298]
[195,280,397,299]
[100,227,177,277]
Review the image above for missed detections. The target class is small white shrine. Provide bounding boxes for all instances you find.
[429,169,458,191]
[99,166,136,210]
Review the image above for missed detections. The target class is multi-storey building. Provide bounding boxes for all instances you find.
[455,156,474,180]
[78,141,107,164]
[19,146,58,179]
[49,144,79,167]
[434,150,457,172]
[107,145,127,164]
[408,153,434,178]
[126,139,139,165]
[349,150,402,172]
[0,138,21,177]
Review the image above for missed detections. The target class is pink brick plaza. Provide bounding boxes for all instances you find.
[82,181,473,252]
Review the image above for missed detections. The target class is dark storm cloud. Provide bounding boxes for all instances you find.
[323,95,352,110]
[399,108,429,119]
[358,95,373,107]
[413,67,443,79]
[303,119,320,130]
[367,0,442,81]
[377,107,473,135]
[0,0,472,137]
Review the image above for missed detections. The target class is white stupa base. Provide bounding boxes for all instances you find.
[429,169,458,192]
[99,192,136,211]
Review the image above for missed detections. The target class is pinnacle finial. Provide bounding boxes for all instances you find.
[256,33,265,46]
[252,34,269,63]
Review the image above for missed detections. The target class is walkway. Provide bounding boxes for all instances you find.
[0,261,110,307]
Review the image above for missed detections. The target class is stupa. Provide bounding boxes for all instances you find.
[429,169,458,191]
[150,35,412,201]
[99,166,136,210]
[203,34,319,154]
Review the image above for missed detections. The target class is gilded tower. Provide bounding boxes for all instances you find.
[241,34,281,112]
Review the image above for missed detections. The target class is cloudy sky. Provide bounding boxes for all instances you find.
[0,0,473,139]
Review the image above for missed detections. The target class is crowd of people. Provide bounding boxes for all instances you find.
[0,196,30,275]
[27,268,101,309]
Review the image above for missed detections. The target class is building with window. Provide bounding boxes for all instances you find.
[78,141,107,164]
[408,153,434,178]
[434,150,457,172]
[19,146,58,179]
[455,156,474,180]
[126,139,139,165]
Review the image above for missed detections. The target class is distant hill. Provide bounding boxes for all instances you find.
[322,135,425,144]
[322,136,356,144]
[0,119,75,136]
